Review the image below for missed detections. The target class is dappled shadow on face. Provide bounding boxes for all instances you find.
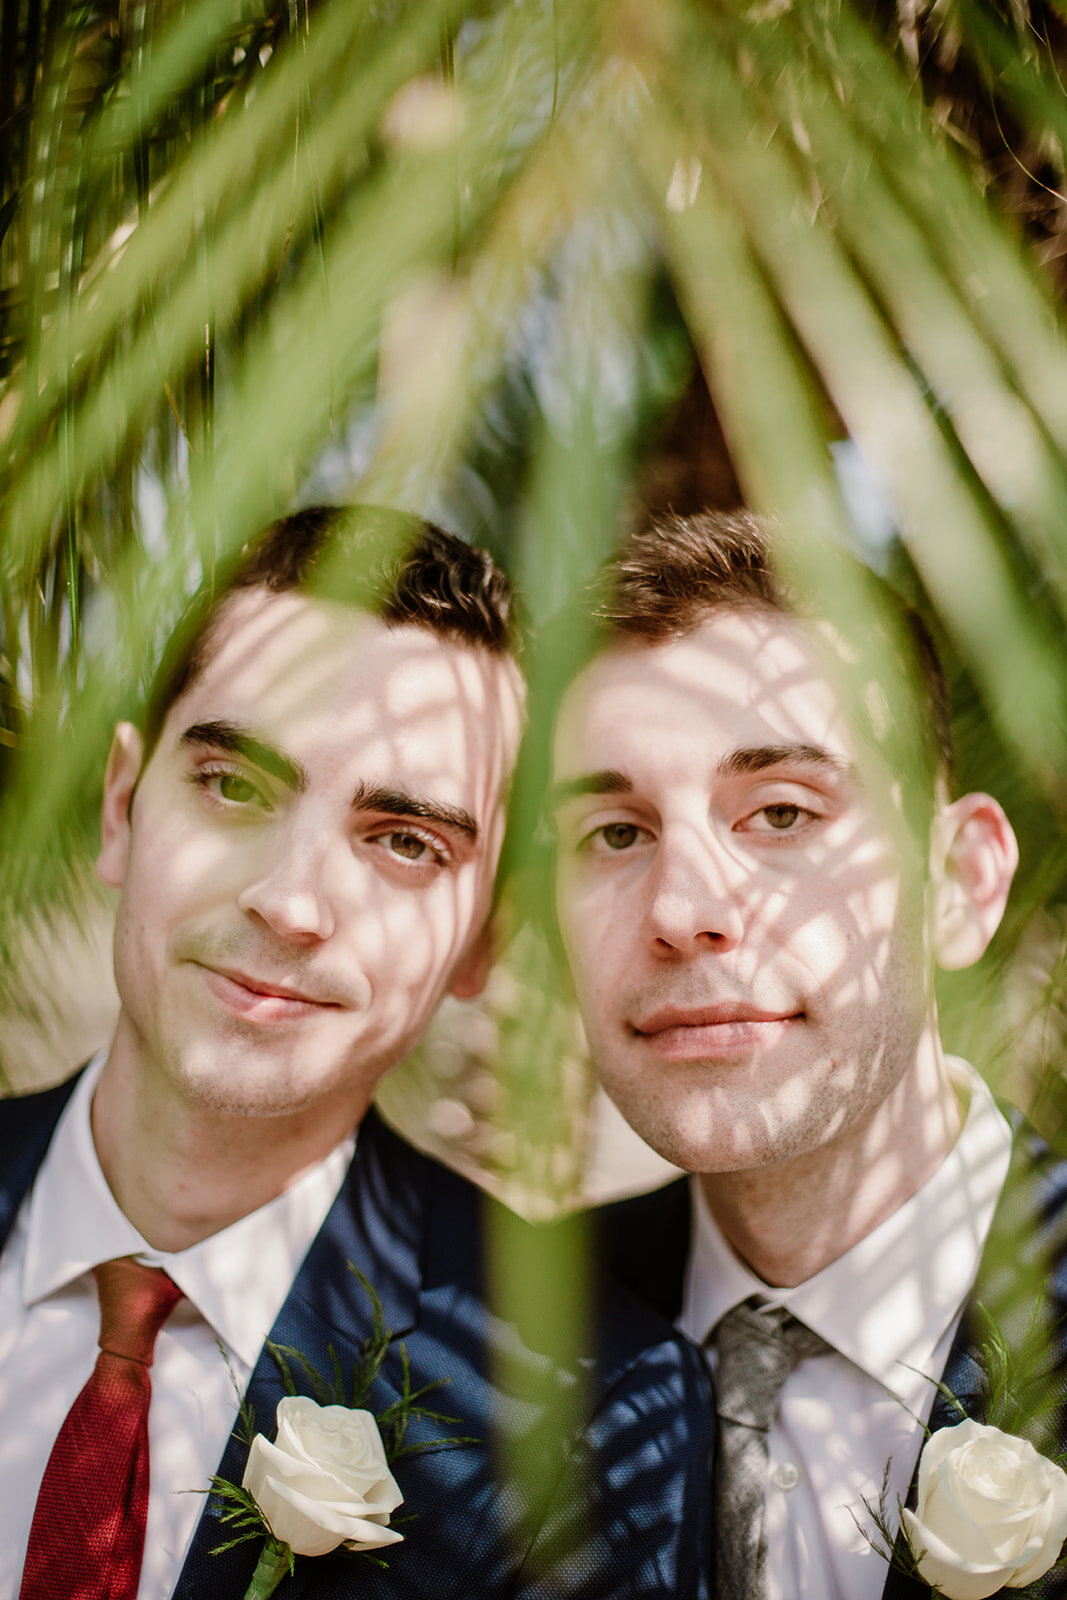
[108,587,522,1132]
[551,606,1001,1277]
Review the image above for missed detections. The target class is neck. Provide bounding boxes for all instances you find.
[90,1031,363,1253]
[698,1036,963,1288]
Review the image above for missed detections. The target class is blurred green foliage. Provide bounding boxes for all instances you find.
[4,0,1067,1153]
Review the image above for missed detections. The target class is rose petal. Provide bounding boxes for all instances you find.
[338,1519,407,1552]
[1009,1468,1067,1586]
[917,1420,988,1491]
[902,1507,1016,1600]
[920,1472,1017,1568]
[1003,1529,1064,1588]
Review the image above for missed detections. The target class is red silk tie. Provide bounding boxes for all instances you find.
[19,1257,183,1600]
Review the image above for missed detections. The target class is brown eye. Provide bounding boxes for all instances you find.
[762,804,801,830]
[389,832,429,860]
[390,838,428,864]
[602,822,640,850]
[371,827,451,868]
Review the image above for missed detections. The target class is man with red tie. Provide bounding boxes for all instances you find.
[0,505,709,1600]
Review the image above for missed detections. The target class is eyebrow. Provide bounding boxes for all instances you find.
[180,721,307,790]
[549,746,855,810]
[717,744,856,781]
[548,770,632,810]
[350,781,479,842]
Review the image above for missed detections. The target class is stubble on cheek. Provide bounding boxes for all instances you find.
[596,1004,901,1177]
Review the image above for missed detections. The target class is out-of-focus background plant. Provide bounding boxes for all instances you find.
[4,0,1067,1214]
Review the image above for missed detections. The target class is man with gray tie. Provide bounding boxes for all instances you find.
[540,509,1067,1599]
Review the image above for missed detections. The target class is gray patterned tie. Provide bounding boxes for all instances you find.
[710,1296,832,1600]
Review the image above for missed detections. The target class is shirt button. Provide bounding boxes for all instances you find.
[772,1460,802,1491]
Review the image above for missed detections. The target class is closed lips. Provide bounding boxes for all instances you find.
[632,1005,801,1035]
[202,965,342,1007]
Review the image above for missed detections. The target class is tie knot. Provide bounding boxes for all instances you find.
[92,1258,182,1367]
[712,1296,831,1430]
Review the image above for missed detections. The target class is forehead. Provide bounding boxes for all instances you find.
[553,608,851,777]
[164,589,521,806]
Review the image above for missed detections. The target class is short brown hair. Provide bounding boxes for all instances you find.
[142,504,515,755]
[592,509,954,790]
[597,509,781,636]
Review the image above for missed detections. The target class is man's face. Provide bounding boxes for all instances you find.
[552,607,939,1176]
[97,588,522,1122]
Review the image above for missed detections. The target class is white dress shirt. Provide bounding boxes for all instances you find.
[678,1058,1013,1600]
[0,1053,355,1600]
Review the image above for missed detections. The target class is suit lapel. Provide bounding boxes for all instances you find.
[594,1176,693,1324]
[173,1109,424,1600]
[877,1347,988,1600]
[881,1120,1067,1600]
[0,1074,80,1252]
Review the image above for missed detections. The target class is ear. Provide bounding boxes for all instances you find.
[448,918,494,1000]
[96,723,145,890]
[930,793,1018,971]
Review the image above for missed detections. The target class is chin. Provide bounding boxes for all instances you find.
[604,1078,836,1178]
[181,1077,316,1119]
[162,1044,320,1120]
[602,1083,725,1174]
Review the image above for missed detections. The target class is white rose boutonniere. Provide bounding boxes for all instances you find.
[901,1419,1067,1600]
[207,1267,472,1600]
[244,1397,405,1558]
[233,1398,404,1598]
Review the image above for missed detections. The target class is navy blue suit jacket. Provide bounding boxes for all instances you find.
[0,1077,712,1599]
[599,1113,1067,1600]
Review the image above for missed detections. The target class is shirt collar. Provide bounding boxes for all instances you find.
[23,1051,355,1370]
[679,1058,1013,1395]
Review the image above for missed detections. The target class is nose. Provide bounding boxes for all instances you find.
[643,826,746,956]
[237,822,337,943]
